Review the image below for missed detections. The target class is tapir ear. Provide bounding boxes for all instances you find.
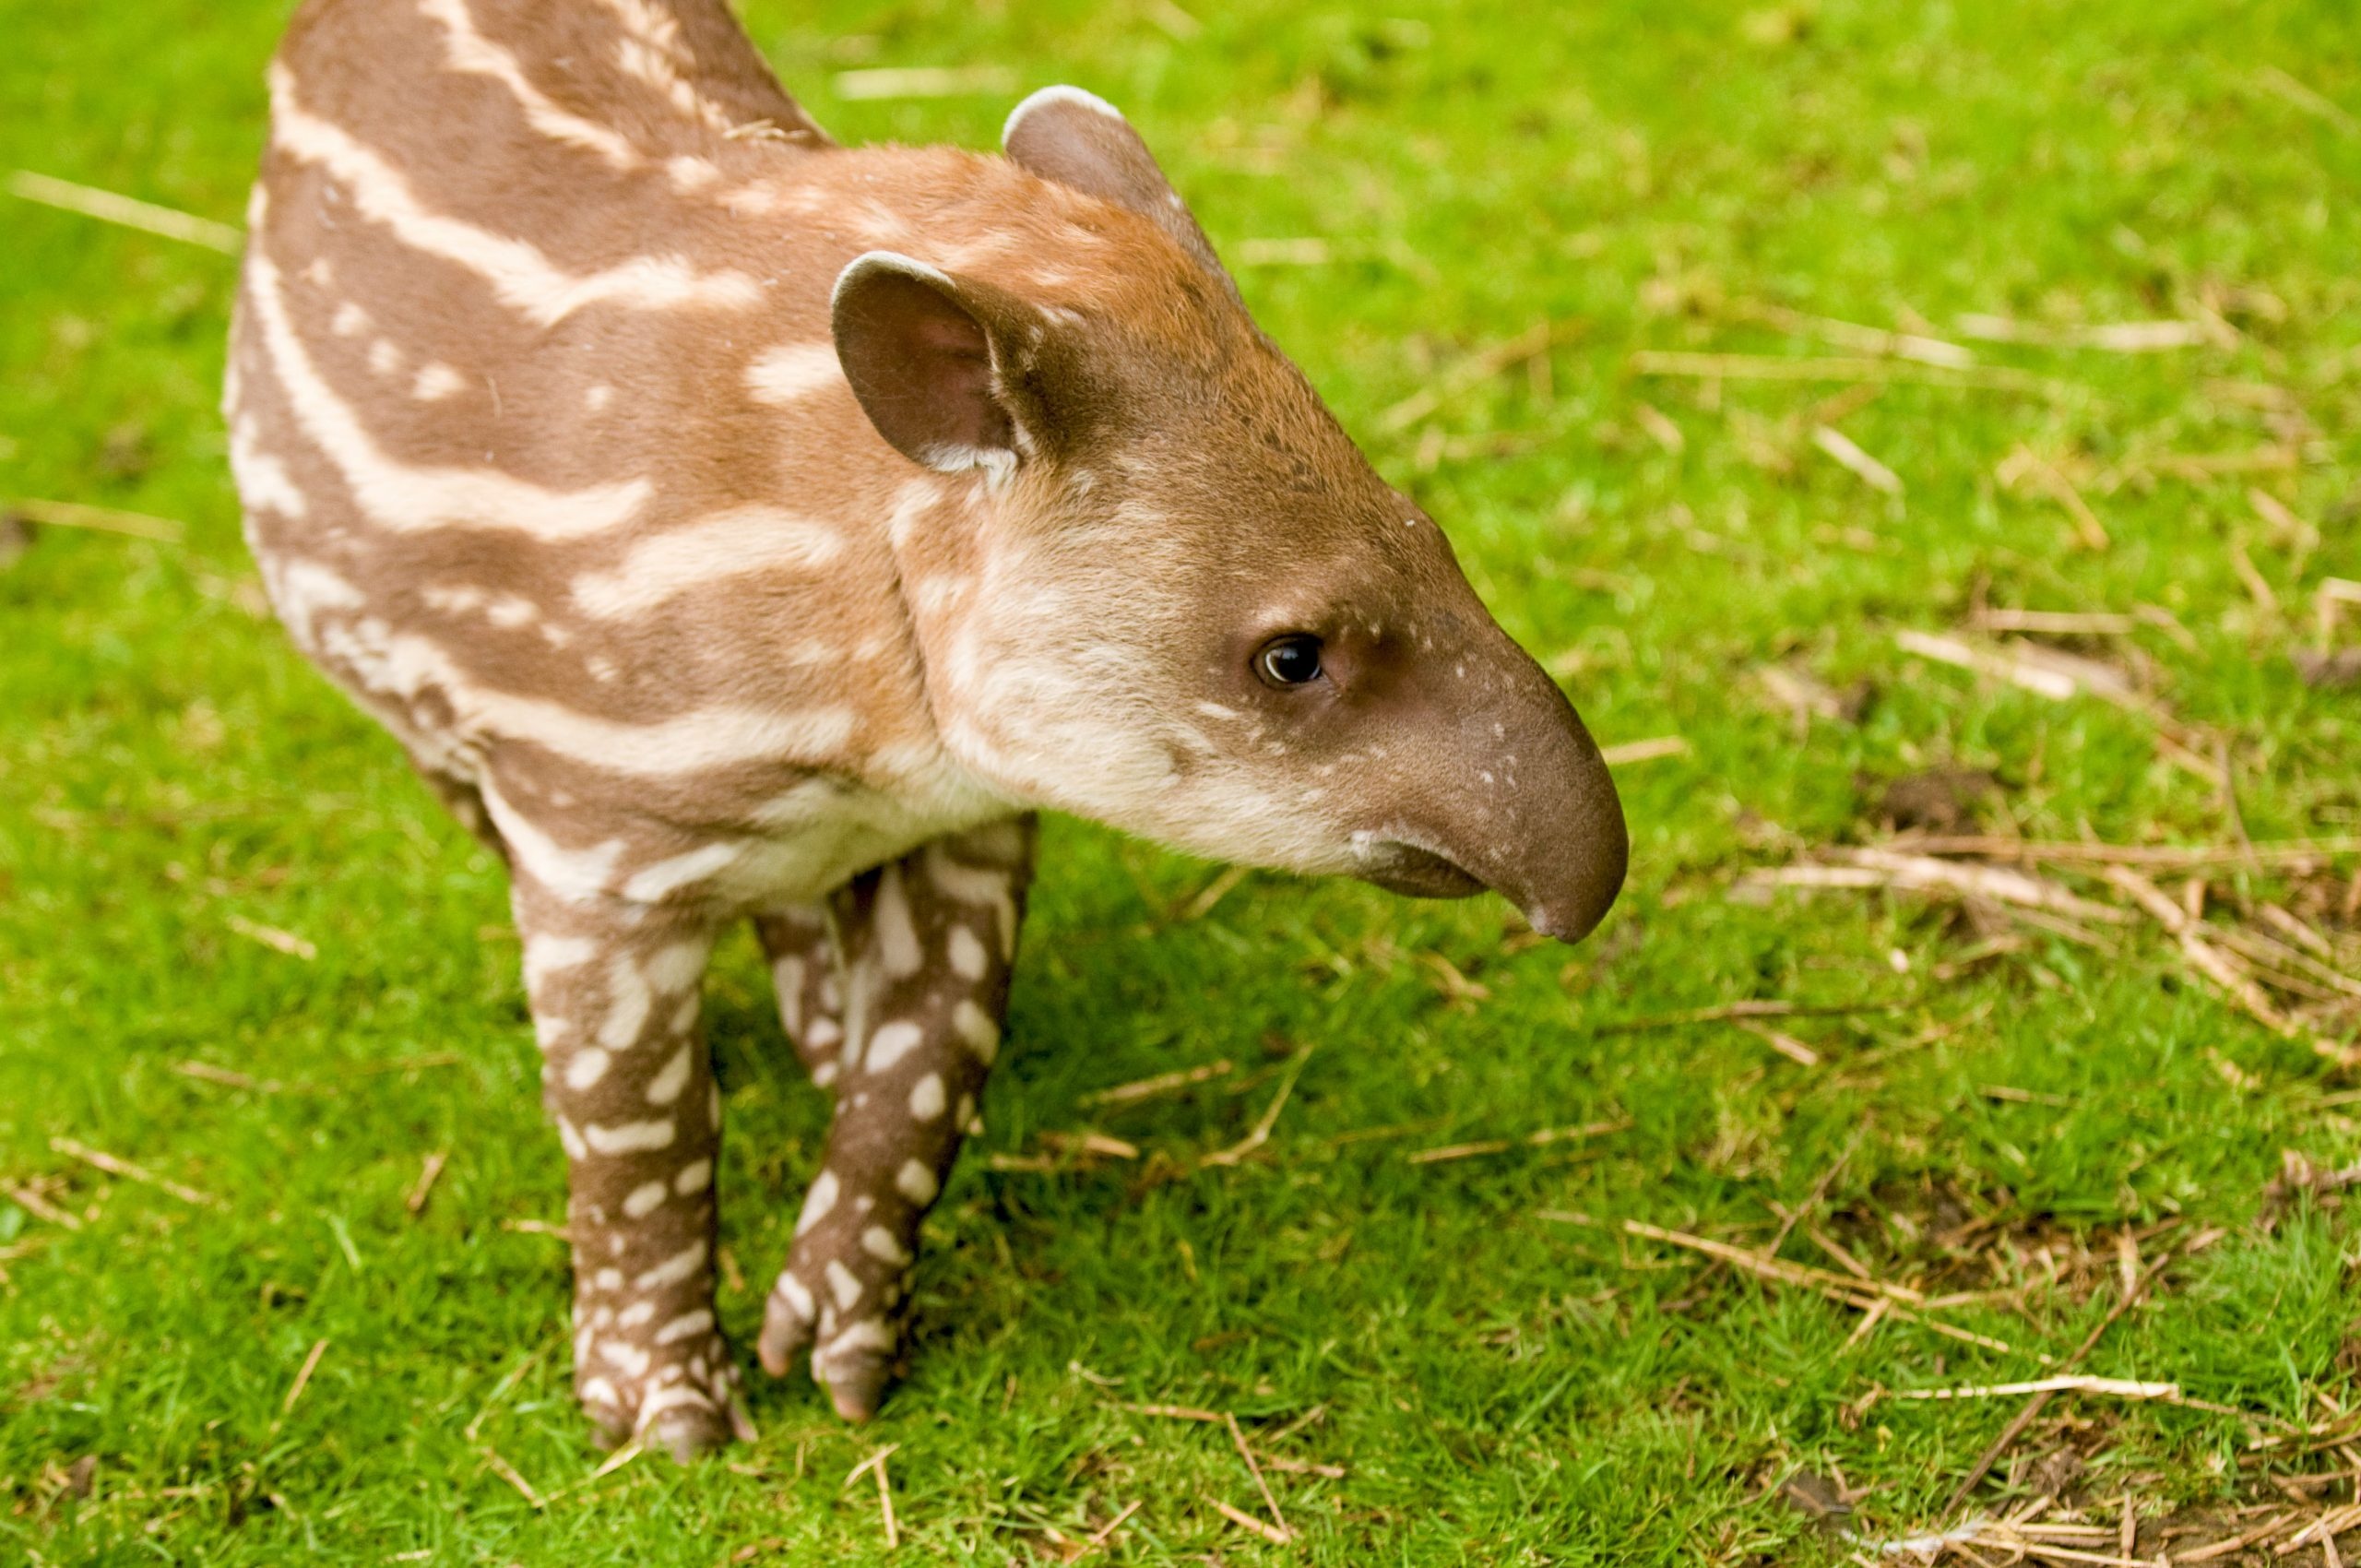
[830,251,1050,477]
[1002,86,1239,299]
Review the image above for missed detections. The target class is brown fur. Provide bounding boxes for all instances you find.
[227,0,1625,1456]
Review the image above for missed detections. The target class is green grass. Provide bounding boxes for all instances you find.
[5,0,2361,1561]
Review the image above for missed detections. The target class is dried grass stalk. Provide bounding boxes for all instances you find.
[1630,350,2054,394]
[8,169,241,252]
[829,65,1017,100]
[49,1136,215,1206]
[1811,425,1904,496]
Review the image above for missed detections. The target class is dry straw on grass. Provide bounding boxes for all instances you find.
[7,169,241,252]
[1743,837,2358,1059]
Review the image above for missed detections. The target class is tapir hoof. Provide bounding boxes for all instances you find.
[587,1391,744,1462]
[818,1353,893,1423]
[758,1271,901,1421]
[580,1336,745,1463]
[648,1402,738,1464]
[756,1280,814,1379]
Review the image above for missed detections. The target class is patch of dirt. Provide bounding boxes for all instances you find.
[1865,767,2001,835]
[2295,648,2361,690]
[2022,1446,2086,1501]
[1773,1467,1854,1532]
[1816,1174,2153,1304]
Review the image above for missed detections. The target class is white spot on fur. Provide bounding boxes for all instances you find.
[227,419,311,521]
[623,842,743,902]
[860,1226,909,1266]
[599,954,652,1048]
[772,955,805,1033]
[600,1339,651,1376]
[585,1117,674,1154]
[773,1272,814,1322]
[410,361,468,401]
[673,1158,712,1195]
[895,1159,938,1206]
[635,1238,706,1290]
[946,924,987,980]
[745,342,844,404]
[952,1000,999,1064]
[255,557,365,647]
[634,1383,715,1427]
[821,1317,894,1364]
[911,573,970,618]
[925,848,1019,957]
[655,1308,714,1345]
[795,1169,839,1235]
[884,478,945,551]
[647,940,709,993]
[872,864,922,978]
[863,1019,924,1075]
[666,155,721,192]
[524,934,597,988]
[564,1048,612,1090]
[825,1260,862,1311]
[908,1073,946,1122]
[623,1180,668,1218]
[644,1043,694,1106]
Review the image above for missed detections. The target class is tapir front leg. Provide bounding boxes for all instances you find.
[757,816,1035,1420]
[512,875,743,1460]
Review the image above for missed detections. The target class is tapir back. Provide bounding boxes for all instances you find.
[226,0,1092,907]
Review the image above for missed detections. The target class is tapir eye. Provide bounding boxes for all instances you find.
[1255,634,1324,688]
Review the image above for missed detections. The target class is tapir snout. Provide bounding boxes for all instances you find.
[1342,612,1628,945]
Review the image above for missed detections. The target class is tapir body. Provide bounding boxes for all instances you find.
[227,0,1626,1456]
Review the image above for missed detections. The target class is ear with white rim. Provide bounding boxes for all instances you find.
[830,251,1050,478]
[1002,85,1236,296]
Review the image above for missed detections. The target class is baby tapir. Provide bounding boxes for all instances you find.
[225,0,1628,1458]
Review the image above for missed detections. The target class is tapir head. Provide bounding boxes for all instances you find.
[829,88,1626,944]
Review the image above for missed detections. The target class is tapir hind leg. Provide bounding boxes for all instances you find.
[752,903,849,1086]
[757,815,1035,1420]
[510,873,744,1459]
